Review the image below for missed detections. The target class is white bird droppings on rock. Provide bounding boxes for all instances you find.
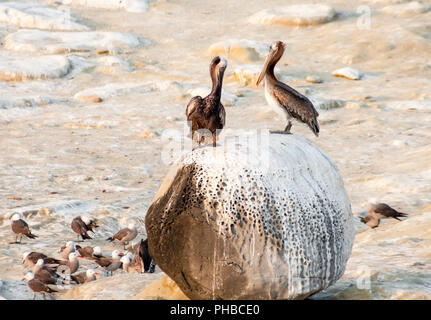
[332,67,362,80]
[0,2,89,31]
[208,39,269,62]
[5,30,143,54]
[58,0,150,13]
[249,5,337,27]
[382,2,430,16]
[0,53,71,81]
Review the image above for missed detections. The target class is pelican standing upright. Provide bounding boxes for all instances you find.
[257,41,320,136]
[186,56,227,147]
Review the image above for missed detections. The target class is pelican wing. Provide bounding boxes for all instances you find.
[185,96,203,119]
[272,83,320,136]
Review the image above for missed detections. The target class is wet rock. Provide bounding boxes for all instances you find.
[312,97,346,110]
[384,100,431,111]
[306,76,323,84]
[249,5,337,27]
[95,56,133,75]
[132,275,189,300]
[0,279,34,300]
[145,134,354,300]
[332,67,362,80]
[185,87,238,107]
[0,53,71,81]
[0,96,52,109]
[5,30,143,54]
[58,0,150,13]
[0,2,89,31]
[62,273,163,300]
[74,83,152,102]
[208,39,269,63]
[233,64,281,87]
[382,2,430,16]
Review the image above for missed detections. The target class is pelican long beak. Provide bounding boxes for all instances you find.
[256,52,273,86]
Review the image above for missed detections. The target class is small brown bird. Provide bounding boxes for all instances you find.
[22,252,61,267]
[70,269,97,284]
[369,202,408,221]
[107,223,137,249]
[10,213,37,243]
[256,41,319,136]
[186,56,227,147]
[71,216,92,240]
[22,272,57,300]
[77,246,103,260]
[32,259,62,285]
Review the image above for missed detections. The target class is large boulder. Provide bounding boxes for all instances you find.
[145,134,354,299]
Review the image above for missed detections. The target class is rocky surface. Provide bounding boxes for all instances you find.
[382,2,430,16]
[58,0,150,13]
[208,39,269,63]
[146,134,354,299]
[249,5,337,27]
[0,2,89,31]
[332,67,363,80]
[4,30,143,54]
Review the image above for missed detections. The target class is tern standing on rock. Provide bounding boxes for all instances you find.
[107,223,137,249]
[256,41,319,136]
[10,213,37,243]
[186,56,227,147]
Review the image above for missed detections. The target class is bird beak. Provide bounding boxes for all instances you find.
[22,260,25,264]
[95,272,98,275]
[256,50,273,86]
[21,277,25,281]
[119,253,124,256]
[78,256,83,258]
[117,261,121,263]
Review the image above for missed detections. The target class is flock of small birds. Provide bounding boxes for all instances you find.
[10,213,155,300]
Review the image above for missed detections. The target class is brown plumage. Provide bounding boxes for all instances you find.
[23,252,61,267]
[256,41,319,136]
[70,269,97,284]
[107,223,137,249]
[186,56,227,147]
[369,203,408,221]
[23,272,57,300]
[10,213,37,243]
[71,216,92,240]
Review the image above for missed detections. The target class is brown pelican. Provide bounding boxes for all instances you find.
[186,56,227,147]
[107,223,137,249]
[10,213,37,243]
[256,41,319,136]
[22,272,57,300]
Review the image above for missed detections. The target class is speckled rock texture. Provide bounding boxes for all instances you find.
[145,134,354,300]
